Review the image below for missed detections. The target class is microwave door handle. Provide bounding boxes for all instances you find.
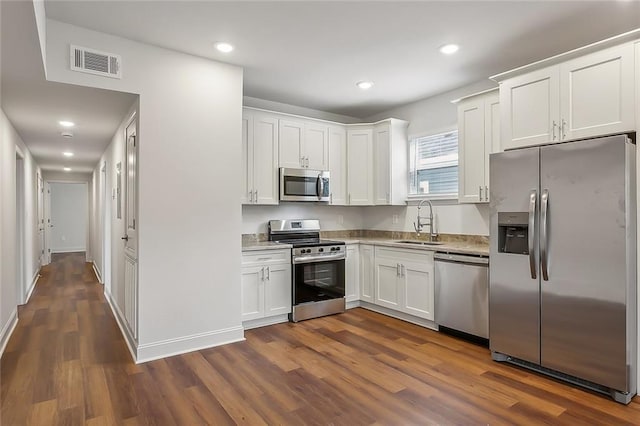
[317,174,324,198]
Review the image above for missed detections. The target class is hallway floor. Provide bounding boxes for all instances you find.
[2,252,640,425]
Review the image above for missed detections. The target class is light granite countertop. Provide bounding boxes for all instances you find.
[341,238,489,257]
[242,241,292,252]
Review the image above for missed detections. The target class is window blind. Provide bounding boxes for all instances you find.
[409,131,458,196]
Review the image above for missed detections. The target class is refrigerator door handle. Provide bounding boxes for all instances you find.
[528,189,537,279]
[540,189,550,281]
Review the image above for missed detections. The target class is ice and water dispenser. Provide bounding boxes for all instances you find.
[497,212,529,255]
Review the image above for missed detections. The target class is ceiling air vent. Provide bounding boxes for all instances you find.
[70,45,122,79]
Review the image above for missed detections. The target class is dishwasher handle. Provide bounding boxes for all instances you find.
[434,253,489,266]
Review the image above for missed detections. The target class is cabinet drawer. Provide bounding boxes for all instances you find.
[242,249,291,266]
[375,246,434,264]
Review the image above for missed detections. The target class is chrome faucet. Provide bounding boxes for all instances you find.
[414,199,438,241]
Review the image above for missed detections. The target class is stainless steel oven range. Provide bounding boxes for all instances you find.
[268,219,346,322]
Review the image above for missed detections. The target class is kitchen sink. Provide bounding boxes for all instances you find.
[394,240,444,246]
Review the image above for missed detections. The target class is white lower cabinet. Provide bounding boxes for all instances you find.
[373,247,434,321]
[241,249,291,324]
[345,244,360,303]
[359,244,375,303]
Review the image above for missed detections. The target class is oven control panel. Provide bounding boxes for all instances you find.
[294,245,344,257]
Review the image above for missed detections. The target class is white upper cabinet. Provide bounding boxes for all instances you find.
[500,66,560,150]
[242,111,279,205]
[346,127,374,205]
[500,43,635,150]
[559,43,635,141]
[373,119,409,205]
[278,119,304,168]
[458,90,499,203]
[328,125,348,205]
[304,123,329,170]
[278,118,329,169]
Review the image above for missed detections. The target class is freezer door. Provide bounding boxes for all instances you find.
[539,135,634,392]
[489,147,540,364]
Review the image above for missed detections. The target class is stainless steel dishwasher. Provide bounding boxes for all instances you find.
[435,252,489,339]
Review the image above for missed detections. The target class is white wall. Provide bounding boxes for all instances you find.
[242,204,365,235]
[49,182,87,253]
[45,19,244,360]
[0,109,41,353]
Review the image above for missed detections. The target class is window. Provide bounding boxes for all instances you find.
[409,130,458,197]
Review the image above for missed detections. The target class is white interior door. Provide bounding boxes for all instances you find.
[124,119,138,259]
[44,181,52,265]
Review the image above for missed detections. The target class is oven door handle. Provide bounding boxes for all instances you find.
[293,253,346,264]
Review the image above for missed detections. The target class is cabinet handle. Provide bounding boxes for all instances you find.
[330,193,333,204]
[479,185,483,201]
[254,190,258,203]
[306,157,309,168]
[266,266,270,280]
[348,194,351,204]
[561,119,567,140]
[249,190,253,202]
[485,186,489,202]
[552,120,557,140]
[387,192,390,203]
[401,264,405,277]
[261,267,265,281]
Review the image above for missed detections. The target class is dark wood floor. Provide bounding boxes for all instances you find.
[2,253,640,425]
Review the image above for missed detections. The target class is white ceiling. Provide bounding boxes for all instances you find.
[2,1,640,174]
[1,1,137,173]
[44,0,640,119]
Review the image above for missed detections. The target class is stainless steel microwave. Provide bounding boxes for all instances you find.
[280,168,330,202]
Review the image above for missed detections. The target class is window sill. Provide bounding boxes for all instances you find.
[406,195,459,206]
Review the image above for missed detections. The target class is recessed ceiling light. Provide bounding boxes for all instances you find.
[356,81,374,90]
[215,42,234,53]
[63,167,72,172]
[63,152,74,157]
[439,44,459,55]
[59,121,75,127]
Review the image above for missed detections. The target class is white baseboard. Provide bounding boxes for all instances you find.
[104,290,138,362]
[359,301,438,331]
[243,314,289,330]
[346,300,361,310]
[0,309,18,357]
[92,263,103,284]
[24,269,40,304]
[136,325,245,364]
[51,247,86,254]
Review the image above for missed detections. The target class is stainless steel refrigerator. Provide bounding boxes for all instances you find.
[489,134,637,404]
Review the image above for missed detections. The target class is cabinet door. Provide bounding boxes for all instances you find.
[359,245,375,303]
[501,66,560,150]
[347,128,374,205]
[304,123,329,170]
[241,266,264,321]
[484,92,500,199]
[279,120,304,168]
[560,43,635,141]
[375,258,401,310]
[264,263,292,316]
[241,112,254,204]
[458,97,486,203]
[345,245,360,303]
[402,258,434,321]
[253,115,279,205]
[328,126,347,205]
[373,123,391,205]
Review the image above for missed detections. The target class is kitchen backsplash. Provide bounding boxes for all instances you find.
[242,230,488,245]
